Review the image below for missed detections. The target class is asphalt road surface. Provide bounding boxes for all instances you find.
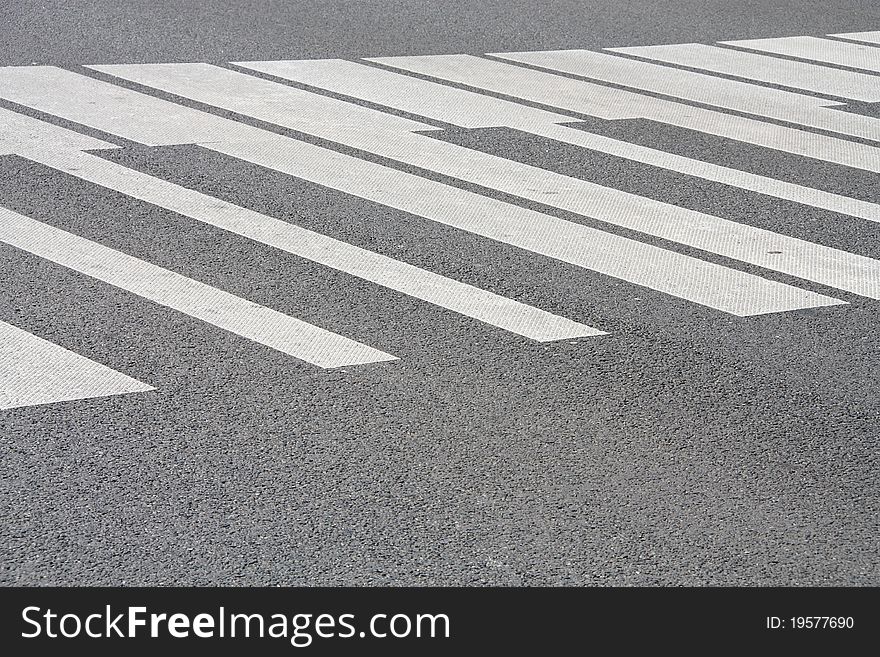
[1,1,878,585]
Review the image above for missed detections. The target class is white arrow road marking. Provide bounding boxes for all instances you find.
[0,206,397,368]
[238,57,880,223]
[371,54,880,173]
[0,320,154,410]
[0,66,827,316]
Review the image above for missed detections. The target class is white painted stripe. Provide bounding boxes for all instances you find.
[370,54,880,173]
[0,66,838,316]
[25,149,602,342]
[0,320,153,410]
[722,36,880,74]
[831,31,880,46]
[608,42,880,102]
[0,107,116,155]
[239,58,880,223]
[89,64,879,302]
[0,207,396,368]
[495,49,880,142]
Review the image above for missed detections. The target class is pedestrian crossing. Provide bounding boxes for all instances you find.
[374,53,880,171]
[89,63,880,303]
[2,68,811,316]
[1,27,878,409]
[239,57,880,222]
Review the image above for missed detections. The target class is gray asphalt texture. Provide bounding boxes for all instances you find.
[0,0,878,585]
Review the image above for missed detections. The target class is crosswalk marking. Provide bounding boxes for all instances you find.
[0,66,819,316]
[722,36,880,74]
[495,49,880,142]
[605,42,880,102]
[371,54,880,173]
[0,320,154,410]
[832,31,880,46]
[89,63,880,302]
[0,207,397,368]
[2,25,879,405]
[23,149,603,342]
[238,58,880,223]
